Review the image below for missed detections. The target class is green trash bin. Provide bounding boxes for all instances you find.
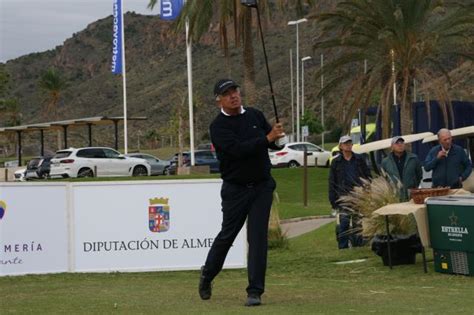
[426,195,474,276]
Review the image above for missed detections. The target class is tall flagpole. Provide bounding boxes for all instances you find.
[120,0,128,154]
[158,0,190,162]
[186,17,195,166]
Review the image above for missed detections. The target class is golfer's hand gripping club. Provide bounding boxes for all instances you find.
[267,123,285,143]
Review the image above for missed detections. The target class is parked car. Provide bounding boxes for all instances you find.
[197,143,215,151]
[49,147,151,178]
[125,153,170,175]
[168,150,220,175]
[25,156,52,180]
[269,142,331,168]
[14,168,26,182]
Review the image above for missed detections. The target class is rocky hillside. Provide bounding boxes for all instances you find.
[3,8,472,153]
[3,11,329,150]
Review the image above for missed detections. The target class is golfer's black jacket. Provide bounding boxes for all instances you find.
[210,107,279,185]
[328,153,371,210]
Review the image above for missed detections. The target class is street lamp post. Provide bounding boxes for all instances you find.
[391,49,397,107]
[290,49,295,140]
[301,56,311,141]
[288,18,307,142]
[301,56,312,120]
[320,53,325,149]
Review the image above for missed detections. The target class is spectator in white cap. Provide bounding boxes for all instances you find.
[329,135,371,249]
[381,136,422,200]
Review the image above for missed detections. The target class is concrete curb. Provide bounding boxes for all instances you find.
[279,216,335,239]
[280,215,334,224]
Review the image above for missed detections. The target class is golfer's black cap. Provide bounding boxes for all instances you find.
[214,79,239,97]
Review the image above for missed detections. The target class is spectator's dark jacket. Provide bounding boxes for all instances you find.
[381,152,422,201]
[328,153,371,209]
[424,144,472,188]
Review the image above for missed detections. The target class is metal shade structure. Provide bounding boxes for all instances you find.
[0,116,147,166]
[352,132,434,154]
[422,126,474,143]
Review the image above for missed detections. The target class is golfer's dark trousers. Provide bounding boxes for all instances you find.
[202,177,276,296]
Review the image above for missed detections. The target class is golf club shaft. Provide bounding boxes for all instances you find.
[255,4,279,123]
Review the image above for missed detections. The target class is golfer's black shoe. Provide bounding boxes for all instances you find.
[199,266,212,300]
[245,294,261,307]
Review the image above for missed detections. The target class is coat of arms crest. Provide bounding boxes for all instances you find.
[148,197,170,232]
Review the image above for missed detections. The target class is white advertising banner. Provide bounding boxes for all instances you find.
[71,179,246,272]
[0,183,69,276]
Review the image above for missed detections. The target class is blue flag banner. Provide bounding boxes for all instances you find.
[160,0,184,20]
[111,0,123,74]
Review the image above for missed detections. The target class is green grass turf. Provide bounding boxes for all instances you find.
[2,223,473,314]
[272,167,332,219]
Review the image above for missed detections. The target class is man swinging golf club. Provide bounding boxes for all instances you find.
[198,79,285,306]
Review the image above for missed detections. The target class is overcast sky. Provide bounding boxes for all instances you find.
[0,0,158,62]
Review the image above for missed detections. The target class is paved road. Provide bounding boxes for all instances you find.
[280,217,335,239]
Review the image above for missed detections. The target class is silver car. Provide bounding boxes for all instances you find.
[126,153,171,175]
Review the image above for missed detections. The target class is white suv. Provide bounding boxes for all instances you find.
[49,147,151,178]
[269,142,331,168]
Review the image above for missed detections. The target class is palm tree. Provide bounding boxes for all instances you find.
[311,0,474,137]
[148,0,314,104]
[39,68,67,149]
[144,129,160,149]
[0,66,22,155]
[0,66,21,127]
[0,65,9,97]
[0,99,21,126]
[39,68,67,120]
